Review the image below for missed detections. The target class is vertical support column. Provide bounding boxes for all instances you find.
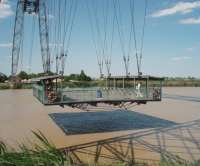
[130,139,135,165]
[114,78,116,89]
[156,131,164,160]
[61,77,64,102]
[106,77,108,89]
[134,77,136,88]
[123,78,125,89]
[38,0,50,73]
[11,0,25,77]
[55,78,57,91]
[108,78,110,89]
[41,80,46,104]
[160,80,163,100]
[146,77,149,99]
[94,143,102,163]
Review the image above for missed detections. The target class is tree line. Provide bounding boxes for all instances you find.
[1,71,200,83]
[0,70,92,83]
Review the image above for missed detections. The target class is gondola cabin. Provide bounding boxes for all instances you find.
[32,75,164,107]
[32,75,62,104]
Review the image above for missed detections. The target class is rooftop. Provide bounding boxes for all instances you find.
[31,75,61,83]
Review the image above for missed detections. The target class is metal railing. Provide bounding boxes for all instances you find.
[32,84,46,103]
[32,86,162,104]
[60,87,161,103]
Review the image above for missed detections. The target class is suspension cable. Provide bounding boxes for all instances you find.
[140,0,148,54]
[113,0,126,58]
[65,0,78,53]
[130,0,148,75]
[130,0,137,53]
[51,0,77,75]
[139,0,148,75]
[86,1,104,77]
[86,0,100,59]
[102,0,109,58]
[110,4,115,59]
[113,0,133,76]
[87,0,114,78]
[20,21,25,72]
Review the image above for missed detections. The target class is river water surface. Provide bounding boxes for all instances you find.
[0,87,200,164]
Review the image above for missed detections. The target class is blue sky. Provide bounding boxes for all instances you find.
[0,0,200,78]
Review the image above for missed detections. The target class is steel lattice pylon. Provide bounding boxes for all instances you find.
[11,0,50,77]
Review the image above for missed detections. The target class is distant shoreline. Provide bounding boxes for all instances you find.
[1,79,200,90]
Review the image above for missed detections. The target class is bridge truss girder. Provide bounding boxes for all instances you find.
[11,0,50,77]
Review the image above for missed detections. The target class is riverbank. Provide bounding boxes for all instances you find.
[1,78,200,90]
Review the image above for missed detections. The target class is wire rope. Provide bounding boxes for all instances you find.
[130,0,148,75]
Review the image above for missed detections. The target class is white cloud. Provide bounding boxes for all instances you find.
[0,0,14,19]
[0,42,12,48]
[151,1,200,18]
[186,47,195,51]
[48,14,54,19]
[186,43,200,51]
[179,16,200,24]
[49,43,63,47]
[26,13,54,20]
[171,56,192,61]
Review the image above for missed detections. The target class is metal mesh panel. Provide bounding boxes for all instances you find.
[60,87,161,103]
[32,84,46,103]
[33,85,162,104]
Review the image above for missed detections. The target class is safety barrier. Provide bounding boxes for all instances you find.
[33,86,162,105]
[60,87,161,103]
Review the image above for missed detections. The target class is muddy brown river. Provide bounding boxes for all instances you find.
[0,87,200,164]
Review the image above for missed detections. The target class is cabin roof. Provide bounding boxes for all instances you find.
[105,75,164,81]
[31,75,61,83]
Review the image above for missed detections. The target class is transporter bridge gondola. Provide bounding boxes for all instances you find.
[32,75,164,108]
[11,0,164,109]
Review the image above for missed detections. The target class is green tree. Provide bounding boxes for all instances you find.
[28,73,38,79]
[17,71,29,80]
[0,72,8,83]
[64,70,92,82]
[78,70,92,81]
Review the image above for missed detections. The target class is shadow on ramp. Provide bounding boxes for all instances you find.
[49,110,177,135]
[59,119,200,165]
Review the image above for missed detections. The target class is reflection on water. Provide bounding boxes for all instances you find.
[50,110,177,135]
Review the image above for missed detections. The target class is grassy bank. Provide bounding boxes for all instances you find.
[0,131,64,166]
[0,131,199,166]
[0,83,10,89]
[0,83,32,90]
[163,78,200,87]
